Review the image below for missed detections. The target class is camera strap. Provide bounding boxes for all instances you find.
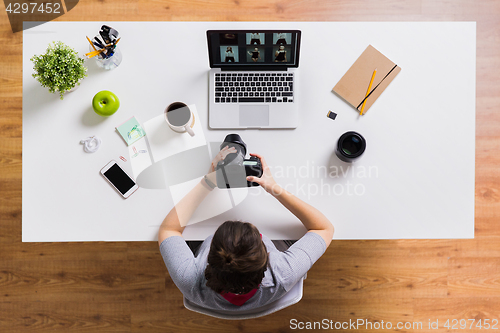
[219,166,231,189]
[218,166,236,206]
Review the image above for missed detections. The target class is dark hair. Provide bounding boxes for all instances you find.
[205,221,268,294]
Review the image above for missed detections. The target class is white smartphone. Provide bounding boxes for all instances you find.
[100,160,139,198]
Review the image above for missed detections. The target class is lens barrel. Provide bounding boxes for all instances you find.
[335,131,366,162]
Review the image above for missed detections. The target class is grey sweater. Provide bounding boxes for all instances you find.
[160,232,326,311]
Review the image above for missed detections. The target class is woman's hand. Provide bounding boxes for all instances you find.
[246,153,282,195]
[209,145,237,173]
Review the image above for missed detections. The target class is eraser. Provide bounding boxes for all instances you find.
[327,110,337,120]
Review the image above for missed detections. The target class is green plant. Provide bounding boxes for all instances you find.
[31,41,87,99]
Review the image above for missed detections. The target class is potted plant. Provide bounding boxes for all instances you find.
[31,41,87,99]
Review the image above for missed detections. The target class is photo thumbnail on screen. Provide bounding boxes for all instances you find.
[273,32,291,45]
[219,33,238,45]
[221,46,239,62]
[246,47,265,62]
[246,32,265,45]
[273,45,290,62]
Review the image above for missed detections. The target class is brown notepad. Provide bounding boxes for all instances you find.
[332,45,401,114]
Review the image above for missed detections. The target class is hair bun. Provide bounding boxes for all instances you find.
[224,257,233,265]
[205,221,269,294]
[220,249,234,266]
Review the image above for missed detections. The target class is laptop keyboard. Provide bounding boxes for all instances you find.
[214,72,294,103]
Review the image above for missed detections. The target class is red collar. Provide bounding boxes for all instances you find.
[220,287,258,306]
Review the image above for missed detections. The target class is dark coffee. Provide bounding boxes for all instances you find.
[166,102,190,126]
[335,131,366,162]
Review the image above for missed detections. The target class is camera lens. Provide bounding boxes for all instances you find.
[336,131,366,162]
[342,135,362,155]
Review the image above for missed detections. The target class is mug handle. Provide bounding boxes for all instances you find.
[184,124,195,137]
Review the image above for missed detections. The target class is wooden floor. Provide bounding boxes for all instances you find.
[1,0,499,331]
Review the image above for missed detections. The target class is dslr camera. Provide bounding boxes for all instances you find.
[215,134,263,188]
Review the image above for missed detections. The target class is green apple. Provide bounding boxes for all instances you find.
[92,90,120,116]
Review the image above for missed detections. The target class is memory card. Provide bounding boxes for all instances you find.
[327,110,337,120]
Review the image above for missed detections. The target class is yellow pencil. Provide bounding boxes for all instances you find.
[85,48,104,58]
[86,36,97,52]
[103,38,121,48]
[360,68,377,115]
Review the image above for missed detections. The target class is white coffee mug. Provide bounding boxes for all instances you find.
[164,102,195,137]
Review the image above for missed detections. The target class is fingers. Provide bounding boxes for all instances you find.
[246,176,262,185]
[211,146,236,172]
[220,147,236,154]
[216,146,236,161]
[220,147,236,160]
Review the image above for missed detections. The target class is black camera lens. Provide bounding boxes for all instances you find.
[342,135,362,155]
[221,134,247,156]
[336,131,366,162]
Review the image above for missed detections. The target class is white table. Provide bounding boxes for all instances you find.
[22,22,475,241]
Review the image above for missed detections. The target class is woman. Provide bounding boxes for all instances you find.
[274,45,287,62]
[275,32,287,45]
[250,32,261,45]
[225,46,235,62]
[247,47,261,62]
[158,148,333,311]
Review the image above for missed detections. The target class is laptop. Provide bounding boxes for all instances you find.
[207,30,301,129]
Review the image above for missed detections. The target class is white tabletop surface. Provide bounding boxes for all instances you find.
[22,22,475,241]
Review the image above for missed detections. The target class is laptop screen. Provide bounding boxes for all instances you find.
[207,30,301,69]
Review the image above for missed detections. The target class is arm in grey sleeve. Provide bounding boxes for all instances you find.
[274,232,327,291]
[159,236,197,299]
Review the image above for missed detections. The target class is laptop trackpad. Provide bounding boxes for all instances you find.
[239,105,269,127]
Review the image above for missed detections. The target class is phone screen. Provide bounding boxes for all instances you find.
[103,164,136,195]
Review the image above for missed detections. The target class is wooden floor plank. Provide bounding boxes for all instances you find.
[307,255,448,299]
[0,259,165,303]
[0,200,22,243]
[0,301,131,332]
[0,242,128,261]
[414,298,500,333]
[131,298,415,333]
[448,258,500,297]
